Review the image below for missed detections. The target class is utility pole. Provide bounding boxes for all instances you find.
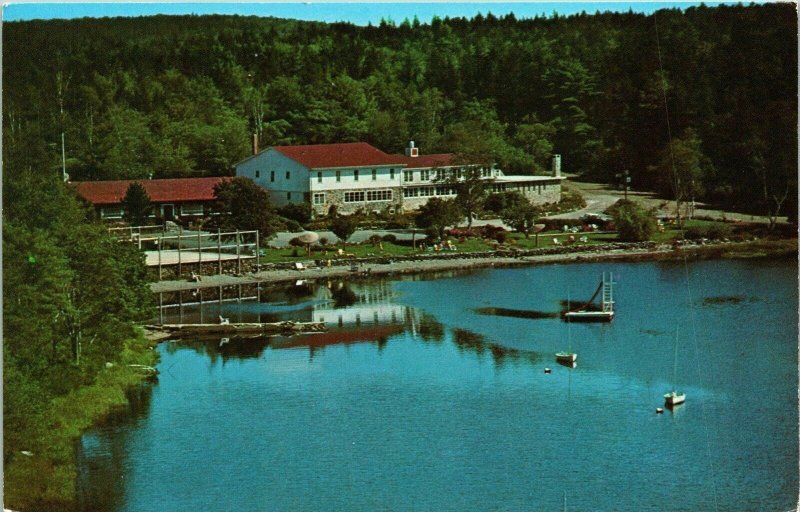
[61,132,67,182]
[623,170,630,201]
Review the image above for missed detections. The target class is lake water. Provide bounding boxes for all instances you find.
[77,259,799,511]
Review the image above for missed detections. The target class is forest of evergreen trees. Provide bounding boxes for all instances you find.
[4,4,796,220]
[1,7,796,508]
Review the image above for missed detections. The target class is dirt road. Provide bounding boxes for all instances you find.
[552,176,782,224]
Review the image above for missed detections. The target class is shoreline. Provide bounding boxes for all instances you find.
[149,238,797,294]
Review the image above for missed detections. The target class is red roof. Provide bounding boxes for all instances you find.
[70,177,231,205]
[394,153,454,169]
[274,142,405,169]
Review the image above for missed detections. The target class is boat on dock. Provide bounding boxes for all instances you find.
[563,272,615,322]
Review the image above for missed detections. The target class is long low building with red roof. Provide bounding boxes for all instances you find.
[70,176,230,220]
[235,141,564,216]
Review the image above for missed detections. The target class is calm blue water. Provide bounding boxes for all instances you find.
[78,259,798,511]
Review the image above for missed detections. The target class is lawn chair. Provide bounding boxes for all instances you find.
[294,262,306,271]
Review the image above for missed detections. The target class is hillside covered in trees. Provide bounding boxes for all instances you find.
[3,4,796,221]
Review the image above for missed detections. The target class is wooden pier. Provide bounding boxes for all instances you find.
[146,321,327,338]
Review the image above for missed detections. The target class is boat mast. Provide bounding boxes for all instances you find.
[672,327,679,392]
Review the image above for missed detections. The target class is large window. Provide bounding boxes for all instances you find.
[403,170,413,182]
[344,191,365,203]
[180,203,204,216]
[420,170,430,181]
[313,193,325,205]
[100,206,124,219]
[366,189,392,202]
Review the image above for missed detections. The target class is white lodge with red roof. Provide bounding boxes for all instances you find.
[235,141,564,216]
[71,177,230,221]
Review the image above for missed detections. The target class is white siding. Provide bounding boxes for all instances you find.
[235,149,311,207]
[310,165,402,192]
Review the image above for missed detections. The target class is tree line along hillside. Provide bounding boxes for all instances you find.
[3,4,797,220]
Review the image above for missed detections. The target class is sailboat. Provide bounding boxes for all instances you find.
[664,329,686,407]
[556,293,577,364]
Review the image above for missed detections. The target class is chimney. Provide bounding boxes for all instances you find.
[552,154,561,177]
[404,140,419,157]
[252,133,259,155]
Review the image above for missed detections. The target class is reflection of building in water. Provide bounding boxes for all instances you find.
[313,280,409,328]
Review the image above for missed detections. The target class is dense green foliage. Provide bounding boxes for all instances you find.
[415,197,462,239]
[209,176,279,236]
[3,4,796,220]
[3,123,153,509]
[330,215,358,243]
[122,182,153,225]
[610,199,658,241]
[499,191,541,237]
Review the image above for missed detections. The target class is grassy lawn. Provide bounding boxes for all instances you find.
[256,218,780,263]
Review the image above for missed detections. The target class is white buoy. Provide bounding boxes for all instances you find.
[656,408,664,414]
[544,367,552,374]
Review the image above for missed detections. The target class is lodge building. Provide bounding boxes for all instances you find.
[71,176,230,221]
[234,141,564,216]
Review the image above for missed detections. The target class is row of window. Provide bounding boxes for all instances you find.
[256,167,494,184]
[343,190,394,203]
[324,168,396,183]
[255,170,291,182]
[309,183,552,206]
[402,186,457,198]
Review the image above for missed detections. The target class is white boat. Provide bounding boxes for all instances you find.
[563,272,615,322]
[556,294,577,364]
[664,391,686,406]
[664,329,686,407]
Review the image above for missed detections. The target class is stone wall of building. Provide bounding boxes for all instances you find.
[311,180,563,216]
[312,188,403,216]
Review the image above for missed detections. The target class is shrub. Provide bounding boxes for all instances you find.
[382,234,397,243]
[611,200,657,242]
[330,215,357,243]
[319,237,329,246]
[284,220,303,232]
[494,230,508,243]
[277,202,312,225]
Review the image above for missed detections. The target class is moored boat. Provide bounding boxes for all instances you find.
[664,390,686,407]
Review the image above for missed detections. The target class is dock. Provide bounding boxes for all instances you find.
[145,321,327,338]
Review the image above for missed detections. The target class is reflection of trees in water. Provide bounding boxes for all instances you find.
[330,283,358,308]
[170,337,271,362]
[376,336,389,352]
[417,312,445,343]
[77,383,155,512]
[452,328,487,355]
[281,281,319,301]
[451,328,539,368]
